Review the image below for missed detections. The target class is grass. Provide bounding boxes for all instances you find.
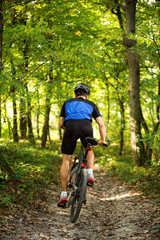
[0,140,62,208]
[0,140,160,210]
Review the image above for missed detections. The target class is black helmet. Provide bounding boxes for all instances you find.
[74,83,90,96]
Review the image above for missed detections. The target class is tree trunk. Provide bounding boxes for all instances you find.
[41,59,53,147]
[23,38,35,145]
[10,59,19,142]
[13,96,19,142]
[19,18,29,140]
[36,88,40,139]
[4,102,12,137]
[124,0,147,166]
[0,0,3,138]
[119,98,125,156]
[27,90,35,145]
[48,126,52,146]
[20,97,27,139]
[41,102,50,147]
[128,50,146,166]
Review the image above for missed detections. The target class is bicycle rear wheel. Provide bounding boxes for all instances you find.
[67,166,78,207]
[70,168,87,223]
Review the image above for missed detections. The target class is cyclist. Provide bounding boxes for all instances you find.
[57,83,106,208]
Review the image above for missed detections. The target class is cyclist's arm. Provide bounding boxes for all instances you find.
[59,117,65,130]
[95,116,106,145]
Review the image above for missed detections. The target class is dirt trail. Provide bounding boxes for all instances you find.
[1,167,160,240]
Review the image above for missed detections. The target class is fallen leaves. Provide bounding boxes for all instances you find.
[0,169,160,240]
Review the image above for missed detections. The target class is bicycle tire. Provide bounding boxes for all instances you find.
[70,168,87,223]
[67,166,78,207]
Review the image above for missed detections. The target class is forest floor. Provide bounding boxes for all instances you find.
[0,165,160,240]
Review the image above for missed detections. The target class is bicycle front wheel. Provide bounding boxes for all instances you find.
[70,168,87,223]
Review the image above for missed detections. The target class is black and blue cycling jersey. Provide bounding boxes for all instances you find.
[60,97,101,123]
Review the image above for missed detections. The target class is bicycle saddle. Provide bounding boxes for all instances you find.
[84,137,98,146]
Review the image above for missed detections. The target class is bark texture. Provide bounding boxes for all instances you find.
[125,0,147,166]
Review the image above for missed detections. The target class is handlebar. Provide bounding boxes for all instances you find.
[84,137,110,147]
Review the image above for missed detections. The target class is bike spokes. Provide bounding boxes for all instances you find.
[70,169,87,223]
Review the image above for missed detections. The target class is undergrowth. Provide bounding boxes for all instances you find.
[0,140,160,210]
[94,144,160,200]
[0,140,62,208]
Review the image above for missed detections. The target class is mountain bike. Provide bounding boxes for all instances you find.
[66,137,110,223]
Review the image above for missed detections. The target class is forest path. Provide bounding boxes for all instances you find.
[1,166,160,240]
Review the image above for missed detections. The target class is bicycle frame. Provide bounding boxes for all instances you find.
[77,146,90,170]
[71,144,91,172]
[67,137,110,222]
[73,146,90,187]
[67,145,91,205]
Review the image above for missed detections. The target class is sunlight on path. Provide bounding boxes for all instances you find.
[100,191,141,201]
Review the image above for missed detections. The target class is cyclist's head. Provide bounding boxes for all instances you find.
[74,83,90,97]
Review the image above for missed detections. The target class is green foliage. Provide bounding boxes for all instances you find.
[0,140,62,207]
[0,139,160,214]
[95,144,160,198]
[0,0,159,207]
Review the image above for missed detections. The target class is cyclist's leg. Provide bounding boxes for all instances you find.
[86,149,94,169]
[58,121,77,207]
[84,147,95,186]
[60,154,72,191]
[80,121,95,186]
[58,154,73,208]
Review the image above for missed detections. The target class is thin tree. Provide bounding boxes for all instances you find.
[0,0,3,138]
[110,0,147,165]
[41,59,54,147]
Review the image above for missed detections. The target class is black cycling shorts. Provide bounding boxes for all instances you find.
[61,119,93,155]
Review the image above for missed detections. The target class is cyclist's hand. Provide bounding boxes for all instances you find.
[98,139,106,146]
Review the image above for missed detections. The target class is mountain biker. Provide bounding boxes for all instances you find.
[57,83,106,208]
